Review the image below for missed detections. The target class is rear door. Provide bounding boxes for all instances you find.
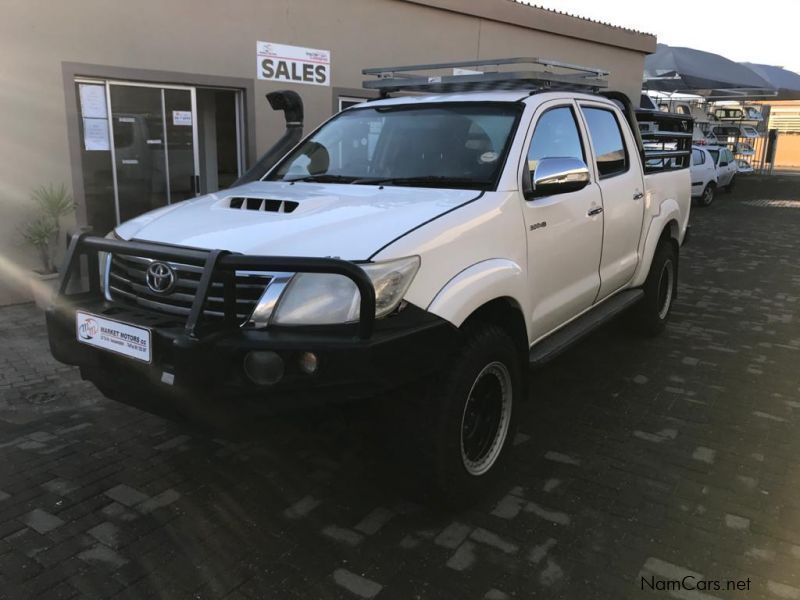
[690,148,708,196]
[578,102,645,300]
[520,100,603,341]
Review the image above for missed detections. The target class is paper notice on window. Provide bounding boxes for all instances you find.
[82,118,110,151]
[172,110,192,126]
[78,84,107,119]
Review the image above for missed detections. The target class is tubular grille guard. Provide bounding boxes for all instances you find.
[58,234,377,339]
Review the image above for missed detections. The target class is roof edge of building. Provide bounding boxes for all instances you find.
[399,0,657,54]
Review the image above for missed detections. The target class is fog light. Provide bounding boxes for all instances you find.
[243,351,284,385]
[299,352,319,375]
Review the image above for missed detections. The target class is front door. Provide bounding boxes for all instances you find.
[521,102,604,342]
[578,102,645,300]
[108,84,199,223]
[717,148,736,186]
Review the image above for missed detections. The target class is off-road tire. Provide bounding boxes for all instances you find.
[408,322,522,506]
[629,239,678,337]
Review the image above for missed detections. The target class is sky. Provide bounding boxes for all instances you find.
[527,0,800,74]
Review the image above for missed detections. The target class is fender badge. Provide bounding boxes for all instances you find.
[529,221,547,231]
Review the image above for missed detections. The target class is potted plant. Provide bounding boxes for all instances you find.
[20,184,74,308]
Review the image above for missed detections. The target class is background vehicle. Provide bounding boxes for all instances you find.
[711,124,742,143]
[706,145,738,191]
[740,125,760,138]
[713,104,764,123]
[691,145,718,206]
[736,158,755,173]
[47,59,692,502]
[693,120,720,145]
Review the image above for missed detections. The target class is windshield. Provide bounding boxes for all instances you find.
[266,103,522,190]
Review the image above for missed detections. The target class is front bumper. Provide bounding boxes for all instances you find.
[46,235,459,418]
[47,299,457,414]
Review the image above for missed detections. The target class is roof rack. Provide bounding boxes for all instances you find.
[362,57,609,95]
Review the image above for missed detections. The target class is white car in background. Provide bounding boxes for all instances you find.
[691,145,737,206]
[691,146,718,206]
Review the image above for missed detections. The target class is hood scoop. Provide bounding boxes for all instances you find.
[228,196,299,214]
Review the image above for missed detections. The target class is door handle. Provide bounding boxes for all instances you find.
[633,192,644,200]
[587,206,603,216]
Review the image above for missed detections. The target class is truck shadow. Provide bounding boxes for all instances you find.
[189,314,648,510]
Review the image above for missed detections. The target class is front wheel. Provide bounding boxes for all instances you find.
[420,323,521,505]
[629,240,678,337]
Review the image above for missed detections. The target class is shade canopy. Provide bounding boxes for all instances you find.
[741,63,800,100]
[644,44,774,97]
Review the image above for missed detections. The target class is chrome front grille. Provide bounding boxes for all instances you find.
[107,254,272,323]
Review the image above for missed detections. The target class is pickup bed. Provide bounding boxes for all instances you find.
[47,60,691,502]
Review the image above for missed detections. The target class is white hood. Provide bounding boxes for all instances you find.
[116,181,479,260]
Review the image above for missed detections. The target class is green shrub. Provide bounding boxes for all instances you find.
[21,184,74,274]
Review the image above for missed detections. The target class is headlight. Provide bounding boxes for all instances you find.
[270,256,420,325]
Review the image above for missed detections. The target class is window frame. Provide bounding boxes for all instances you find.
[579,104,631,180]
[338,96,370,112]
[526,104,587,165]
[519,102,590,199]
[692,148,706,166]
[264,101,525,191]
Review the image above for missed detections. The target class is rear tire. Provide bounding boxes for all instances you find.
[629,239,678,337]
[698,183,715,207]
[411,322,521,507]
[725,175,736,193]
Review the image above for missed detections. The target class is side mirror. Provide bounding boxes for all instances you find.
[527,157,591,199]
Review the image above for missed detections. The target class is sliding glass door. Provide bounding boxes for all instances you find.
[108,83,198,223]
[75,78,243,235]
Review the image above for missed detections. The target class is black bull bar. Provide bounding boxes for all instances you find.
[58,233,377,339]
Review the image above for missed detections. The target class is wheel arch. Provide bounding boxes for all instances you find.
[461,296,529,363]
[426,258,529,343]
[631,206,682,289]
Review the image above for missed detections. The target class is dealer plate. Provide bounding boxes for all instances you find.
[76,311,151,363]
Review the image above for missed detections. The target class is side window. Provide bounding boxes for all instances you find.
[692,149,705,166]
[527,106,584,174]
[581,107,628,178]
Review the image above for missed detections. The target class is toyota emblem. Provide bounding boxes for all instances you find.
[146,262,176,294]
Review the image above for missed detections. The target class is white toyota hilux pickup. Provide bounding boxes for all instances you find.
[48,60,691,501]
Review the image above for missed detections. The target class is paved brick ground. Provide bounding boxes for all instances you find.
[1,176,799,599]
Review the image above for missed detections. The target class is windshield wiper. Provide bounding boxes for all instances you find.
[284,174,359,184]
[354,176,490,189]
[283,174,490,189]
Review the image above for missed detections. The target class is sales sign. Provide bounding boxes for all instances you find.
[257,41,330,86]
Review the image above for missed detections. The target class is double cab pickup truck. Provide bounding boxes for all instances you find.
[48,59,692,501]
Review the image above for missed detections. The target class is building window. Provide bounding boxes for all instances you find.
[338,96,369,112]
